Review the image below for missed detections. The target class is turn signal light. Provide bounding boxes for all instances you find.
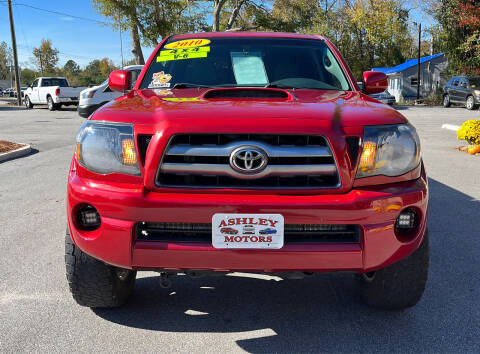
[358,142,377,171]
[122,139,138,165]
[76,142,81,160]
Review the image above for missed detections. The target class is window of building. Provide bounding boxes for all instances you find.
[411,77,420,86]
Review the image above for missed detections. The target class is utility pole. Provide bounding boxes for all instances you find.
[417,23,421,101]
[7,0,22,105]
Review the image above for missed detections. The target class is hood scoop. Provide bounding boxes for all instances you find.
[203,88,291,100]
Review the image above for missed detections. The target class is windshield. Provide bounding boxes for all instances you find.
[469,77,480,87]
[140,37,351,91]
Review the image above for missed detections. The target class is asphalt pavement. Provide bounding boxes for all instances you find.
[0,104,479,353]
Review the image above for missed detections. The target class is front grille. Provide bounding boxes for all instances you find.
[136,222,360,243]
[156,134,340,189]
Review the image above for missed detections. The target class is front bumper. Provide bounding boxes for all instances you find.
[67,172,428,273]
[77,103,103,118]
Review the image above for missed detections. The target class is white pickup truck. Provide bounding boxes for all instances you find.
[24,77,86,111]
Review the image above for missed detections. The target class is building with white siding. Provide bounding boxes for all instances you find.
[373,53,448,102]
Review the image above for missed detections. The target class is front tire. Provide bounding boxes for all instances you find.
[466,95,476,110]
[24,96,33,109]
[443,94,451,107]
[358,230,429,310]
[65,229,136,308]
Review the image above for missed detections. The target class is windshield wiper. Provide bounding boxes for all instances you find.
[172,83,214,89]
[264,83,298,89]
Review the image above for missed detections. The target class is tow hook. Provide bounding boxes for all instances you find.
[159,272,172,289]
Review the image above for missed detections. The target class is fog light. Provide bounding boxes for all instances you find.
[76,205,101,231]
[395,209,416,229]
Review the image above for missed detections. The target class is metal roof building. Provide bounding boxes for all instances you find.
[372,53,448,102]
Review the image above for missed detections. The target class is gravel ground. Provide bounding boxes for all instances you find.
[0,105,479,353]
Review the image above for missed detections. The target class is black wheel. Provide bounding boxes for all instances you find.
[466,95,476,110]
[65,228,136,308]
[358,230,429,310]
[443,94,451,107]
[24,96,33,109]
[47,96,57,111]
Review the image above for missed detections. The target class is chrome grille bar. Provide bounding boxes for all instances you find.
[161,163,337,179]
[167,141,332,158]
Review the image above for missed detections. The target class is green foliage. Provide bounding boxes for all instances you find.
[32,39,59,75]
[261,0,411,79]
[457,120,480,145]
[93,0,208,45]
[424,90,443,106]
[0,41,13,80]
[436,0,480,75]
[63,60,81,75]
[20,68,37,85]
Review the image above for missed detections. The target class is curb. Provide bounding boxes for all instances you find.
[0,144,32,163]
[441,124,460,132]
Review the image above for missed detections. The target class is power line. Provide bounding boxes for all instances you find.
[17,43,100,61]
[0,1,112,26]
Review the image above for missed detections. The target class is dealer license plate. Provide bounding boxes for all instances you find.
[212,213,284,249]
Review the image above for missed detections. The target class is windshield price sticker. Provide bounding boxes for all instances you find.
[212,214,284,249]
[164,39,211,50]
[231,52,269,85]
[157,46,210,62]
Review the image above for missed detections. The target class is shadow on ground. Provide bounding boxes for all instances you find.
[393,105,414,110]
[93,178,479,352]
[26,106,77,112]
[0,105,25,111]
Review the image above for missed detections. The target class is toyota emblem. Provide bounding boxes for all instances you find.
[230,146,268,174]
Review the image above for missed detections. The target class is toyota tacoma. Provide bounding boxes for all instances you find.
[65,32,429,310]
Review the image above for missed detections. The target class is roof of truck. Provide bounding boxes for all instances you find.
[171,32,325,41]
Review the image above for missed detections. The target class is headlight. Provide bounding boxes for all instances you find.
[356,124,421,178]
[75,121,140,175]
[81,90,96,99]
[474,89,480,97]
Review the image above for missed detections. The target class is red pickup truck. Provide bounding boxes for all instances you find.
[65,32,429,310]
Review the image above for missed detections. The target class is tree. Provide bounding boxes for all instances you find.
[32,39,59,75]
[20,68,36,85]
[93,0,208,64]
[436,0,480,75]
[212,0,228,31]
[0,41,12,80]
[84,59,102,78]
[99,57,118,77]
[63,60,81,86]
[63,60,80,76]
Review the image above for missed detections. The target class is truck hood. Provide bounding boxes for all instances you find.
[92,88,407,127]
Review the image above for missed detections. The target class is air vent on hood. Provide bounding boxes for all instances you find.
[203,88,289,99]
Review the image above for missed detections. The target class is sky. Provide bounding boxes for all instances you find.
[0,0,155,69]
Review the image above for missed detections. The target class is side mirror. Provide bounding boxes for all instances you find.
[362,71,388,94]
[108,70,132,92]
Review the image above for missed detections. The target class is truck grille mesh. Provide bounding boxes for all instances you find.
[156,134,340,189]
[136,222,360,243]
